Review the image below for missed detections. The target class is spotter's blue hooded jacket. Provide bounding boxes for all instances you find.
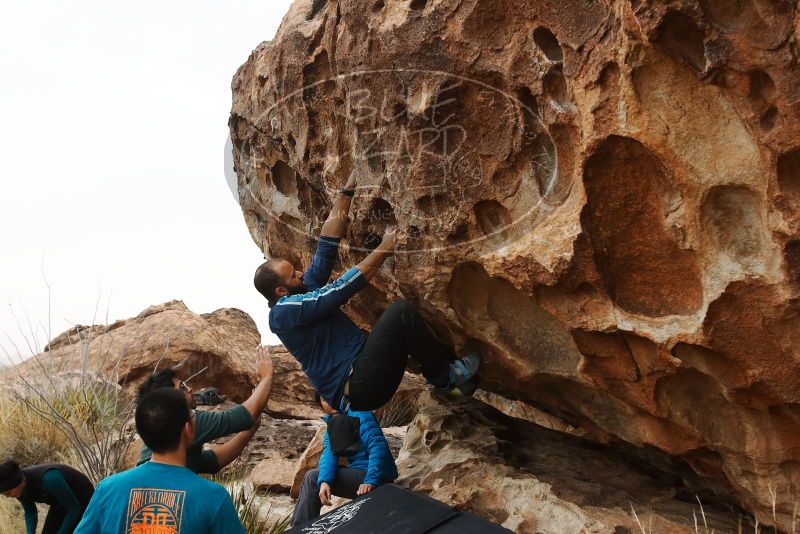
[317,408,398,487]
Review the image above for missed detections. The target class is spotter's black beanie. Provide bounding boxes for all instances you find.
[0,460,23,492]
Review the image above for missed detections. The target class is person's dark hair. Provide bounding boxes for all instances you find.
[136,369,178,403]
[135,388,192,454]
[314,391,322,407]
[0,460,23,493]
[254,260,284,306]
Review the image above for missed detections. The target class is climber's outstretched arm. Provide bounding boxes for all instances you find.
[241,347,274,421]
[356,227,396,282]
[211,420,260,471]
[320,172,357,239]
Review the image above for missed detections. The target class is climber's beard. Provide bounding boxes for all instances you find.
[287,284,308,295]
[285,277,308,295]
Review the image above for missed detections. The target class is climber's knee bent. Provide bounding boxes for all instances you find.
[346,300,454,410]
[380,299,415,329]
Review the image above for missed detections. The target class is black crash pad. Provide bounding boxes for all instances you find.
[285,484,513,534]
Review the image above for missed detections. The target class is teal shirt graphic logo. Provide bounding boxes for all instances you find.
[126,488,186,533]
[74,462,244,533]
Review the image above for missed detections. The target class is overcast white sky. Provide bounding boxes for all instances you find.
[0,0,294,362]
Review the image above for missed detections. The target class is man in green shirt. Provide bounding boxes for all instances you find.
[135,346,274,474]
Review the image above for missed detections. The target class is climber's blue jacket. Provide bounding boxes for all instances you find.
[317,408,399,487]
[268,237,367,411]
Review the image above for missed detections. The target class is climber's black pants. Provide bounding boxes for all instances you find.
[346,300,453,410]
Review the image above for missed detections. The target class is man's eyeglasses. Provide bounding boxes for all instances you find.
[176,366,207,394]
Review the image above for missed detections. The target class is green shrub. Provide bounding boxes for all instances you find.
[208,470,293,534]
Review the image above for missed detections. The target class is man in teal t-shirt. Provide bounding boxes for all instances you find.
[76,388,244,534]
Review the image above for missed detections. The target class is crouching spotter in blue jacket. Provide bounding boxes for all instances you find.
[290,395,398,527]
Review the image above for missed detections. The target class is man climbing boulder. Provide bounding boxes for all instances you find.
[253,174,480,412]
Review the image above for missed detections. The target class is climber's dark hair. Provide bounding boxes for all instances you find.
[254,259,284,307]
[135,388,192,454]
[137,369,178,403]
[314,391,322,407]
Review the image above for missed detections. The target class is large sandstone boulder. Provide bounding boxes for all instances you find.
[14,301,261,402]
[230,0,800,528]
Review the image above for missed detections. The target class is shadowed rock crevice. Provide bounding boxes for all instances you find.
[532,27,563,62]
[778,148,800,211]
[492,87,542,197]
[415,191,448,218]
[531,132,558,197]
[784,240,800,284]
[307,0,328,20]
[671,343,750,395]
[473,200,511,236]
[748,69,776,101]
[700,185,767,266]
[654,11,706,72]
[582,136,703,317]
[543,65,569,108]
[491,85,568,213]
[698,0,793,49]
[302,50,333,94]
[271,160,298,196]
[759,106,778,131]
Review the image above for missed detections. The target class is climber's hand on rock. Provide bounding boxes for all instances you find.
[380,226,397,250]
[319,482,332,506]
[254,346,274,380]
[357,484,375,496]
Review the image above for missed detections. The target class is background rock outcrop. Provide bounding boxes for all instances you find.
[13,300,262,401]
[230,0,800,528]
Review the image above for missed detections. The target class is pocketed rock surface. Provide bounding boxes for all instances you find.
[230,0,800,528]
[398,390,748,533]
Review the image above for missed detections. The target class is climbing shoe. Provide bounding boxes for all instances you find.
[448,352,482,396]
